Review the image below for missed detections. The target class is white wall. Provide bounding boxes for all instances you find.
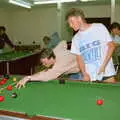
[0,8,9,33]
[8,6,58,46]
[115,5,120,22]
[0,3,120,46]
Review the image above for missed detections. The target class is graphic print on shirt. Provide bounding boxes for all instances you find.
[79,40,102,80]
[80,40,101,64]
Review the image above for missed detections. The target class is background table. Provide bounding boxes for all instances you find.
[0,50,42,75]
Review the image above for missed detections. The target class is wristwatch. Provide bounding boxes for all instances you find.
[27,76,31,81]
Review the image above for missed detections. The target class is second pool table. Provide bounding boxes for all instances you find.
[0,50,41,75]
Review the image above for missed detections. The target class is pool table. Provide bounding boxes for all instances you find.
[0,50,41,75]
[0,76,120,120]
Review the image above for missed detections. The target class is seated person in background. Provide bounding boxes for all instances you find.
[48,32,60,49]
[0,26,15,53]
[110,22,120,59]
[43,36,51,49]
[43,32,60,49]
[110,22,120,45]
[16,40,116,89]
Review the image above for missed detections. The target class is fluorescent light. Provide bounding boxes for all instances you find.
[80,0,96,2]
[9,0,31,8]
[34,0,76,5]
[62,0,76,3]
[34,0,58,5]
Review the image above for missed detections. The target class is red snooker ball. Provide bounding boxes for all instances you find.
[0,96,4,102]
[2,78,7,81]
[97,99,103,105]
[6,85,12,91]
[0,80,6,85]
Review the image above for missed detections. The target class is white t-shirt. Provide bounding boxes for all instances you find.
[71,23,116,81]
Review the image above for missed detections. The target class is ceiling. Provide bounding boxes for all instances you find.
[0,0,120,9]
